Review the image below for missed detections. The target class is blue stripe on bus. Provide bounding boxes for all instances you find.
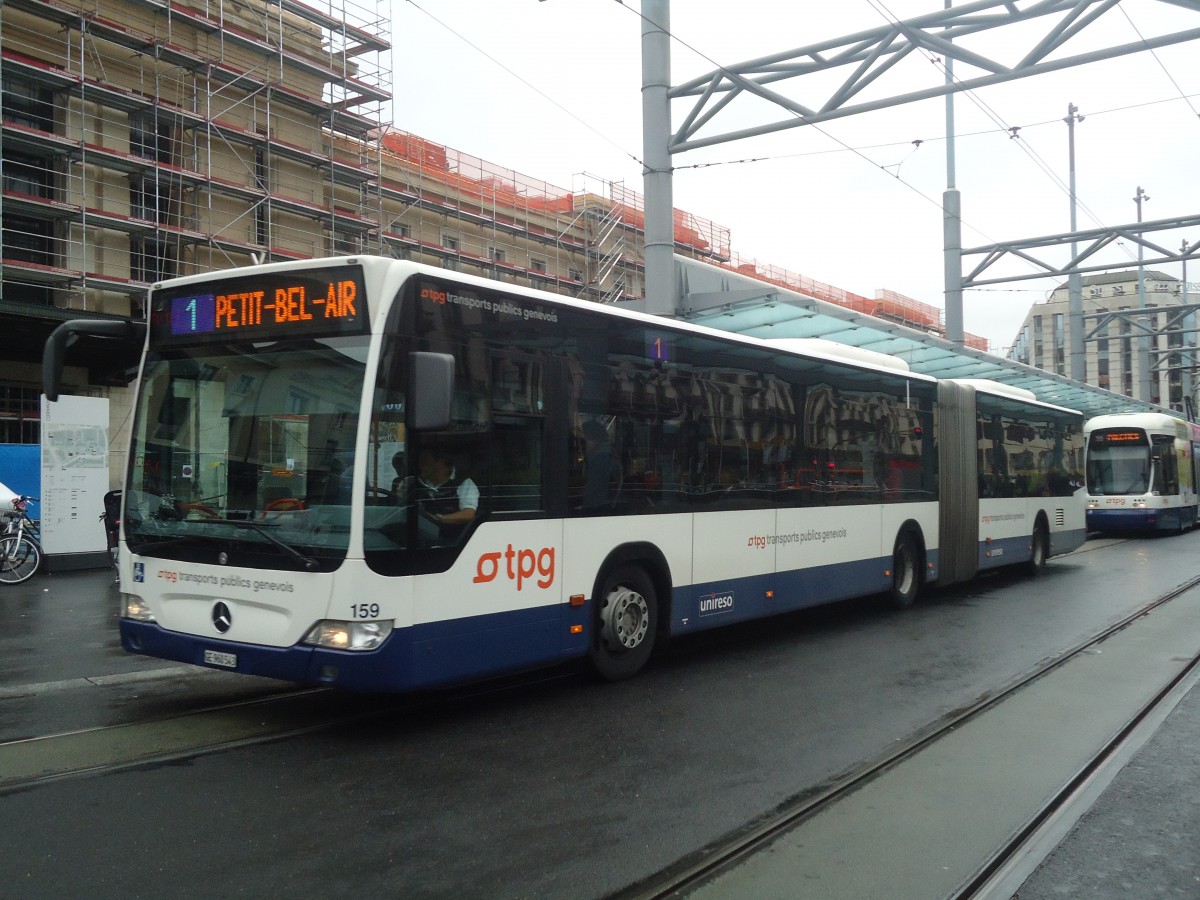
[975,527,1087,571]
[1087,508,1194,532]
[670,556,894,634]
[121,603,574,693]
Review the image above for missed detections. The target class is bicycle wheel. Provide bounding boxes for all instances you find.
[0,535,41,584]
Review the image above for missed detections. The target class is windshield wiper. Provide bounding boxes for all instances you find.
[190,517,319,570]
[125,533,210,554]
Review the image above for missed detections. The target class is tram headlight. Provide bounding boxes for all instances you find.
[122,593,156,622]
[303,619,393,651]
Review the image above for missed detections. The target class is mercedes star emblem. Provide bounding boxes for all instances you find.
[212,601,232,634]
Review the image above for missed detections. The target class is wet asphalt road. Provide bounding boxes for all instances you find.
[0,533,1194,898]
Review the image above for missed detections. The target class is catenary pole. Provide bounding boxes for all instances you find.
[943,0,963,347]
[641,0,674,316]
[1066,104,1084,381]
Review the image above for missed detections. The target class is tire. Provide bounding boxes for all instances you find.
[588,564,657,682]
[0,535,41,585]
[888,531,920,609]
[1027,519,1049,574]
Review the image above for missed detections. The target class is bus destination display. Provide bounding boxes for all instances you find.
[151,265,368,345]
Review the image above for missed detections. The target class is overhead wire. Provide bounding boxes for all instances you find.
[1119,3,1200,123]
[401,0,648,171]
[861,0,1149,266]
[403,0,1190,290]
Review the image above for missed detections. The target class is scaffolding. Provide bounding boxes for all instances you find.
[1,0,984,351]
[1,0,390,316]
[371,133,730,305]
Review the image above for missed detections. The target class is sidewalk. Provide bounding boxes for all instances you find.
[0,565,156,688]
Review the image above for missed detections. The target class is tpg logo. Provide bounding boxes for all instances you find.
[473,545,555,591]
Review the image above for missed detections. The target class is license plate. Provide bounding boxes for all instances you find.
[203,649,237,669]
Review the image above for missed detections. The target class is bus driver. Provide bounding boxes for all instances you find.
[410,448,479,537]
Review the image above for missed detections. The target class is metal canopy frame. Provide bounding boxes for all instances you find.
[641,0,1200,416]
[667,0,1200,153]
[963,217,1200,287]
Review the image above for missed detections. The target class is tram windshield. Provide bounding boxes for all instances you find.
[1086,442,1151,495]
[124,336,370,570]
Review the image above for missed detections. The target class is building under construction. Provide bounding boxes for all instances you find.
[0,0,984,452]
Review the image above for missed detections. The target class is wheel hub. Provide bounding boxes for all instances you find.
[600,586,650,651]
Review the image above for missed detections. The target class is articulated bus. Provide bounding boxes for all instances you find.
[44,257,1086,691]
[1084,412,1200,533]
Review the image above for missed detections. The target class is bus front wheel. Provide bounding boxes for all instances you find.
[589,564,657,682]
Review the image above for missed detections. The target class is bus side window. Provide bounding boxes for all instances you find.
[486,423,542,512]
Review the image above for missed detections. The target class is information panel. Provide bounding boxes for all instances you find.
[40,394,110,563]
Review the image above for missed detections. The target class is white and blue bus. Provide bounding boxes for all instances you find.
[44,257,1086,691]
[1084,412,1200,533]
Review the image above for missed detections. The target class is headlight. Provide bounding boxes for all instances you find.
[122,593,156,622]
[303,619,393,651]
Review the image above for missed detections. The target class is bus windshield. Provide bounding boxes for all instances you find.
[124,335,370,570]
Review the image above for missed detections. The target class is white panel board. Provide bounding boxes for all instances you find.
[40,395,110,555]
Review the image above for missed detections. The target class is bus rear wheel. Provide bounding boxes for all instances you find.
[888,532,920,609]
[1027,519,1049,573]
[589,564,657,682]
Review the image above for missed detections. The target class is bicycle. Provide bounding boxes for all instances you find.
[0,495,42,585]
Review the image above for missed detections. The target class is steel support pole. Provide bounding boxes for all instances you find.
[1066,104,1084,381]
[942,0,963,346]
[1135,186,1151,401]
[641,0,674,316]
[1184,241,1195,418]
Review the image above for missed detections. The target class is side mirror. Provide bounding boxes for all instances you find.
[408,352,454,431]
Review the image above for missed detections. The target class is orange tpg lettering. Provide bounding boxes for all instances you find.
[474,545,555,590]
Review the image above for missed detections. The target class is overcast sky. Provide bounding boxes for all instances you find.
[392,0,1200,352]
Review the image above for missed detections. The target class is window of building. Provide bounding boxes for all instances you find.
[254,144,269,246]
[330,229,358,255]
[2,76,54,131]
[130,114,173,163]
[1053,313,1065,374]
[132,238,175,282]
[443,235,459,252]
[530,258,547,273]
[0,382,42,444]
[3,151,53,198]
[3,215,55,271]
[489,247,506,263]
[130,175,172,223]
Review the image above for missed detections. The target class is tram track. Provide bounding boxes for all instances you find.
[613,571,1200,900]
[0,665,579,795]
[960,642,1200,899]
